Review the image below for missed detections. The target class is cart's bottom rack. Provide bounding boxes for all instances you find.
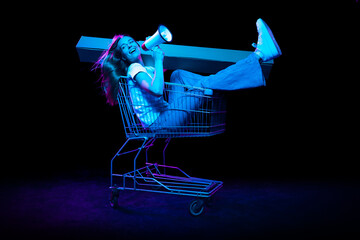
[110,163,223,216]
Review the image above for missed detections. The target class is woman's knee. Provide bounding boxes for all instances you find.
[170,69,204,88]
[170,70,185,84]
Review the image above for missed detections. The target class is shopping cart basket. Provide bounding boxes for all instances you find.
[110,77,226,216]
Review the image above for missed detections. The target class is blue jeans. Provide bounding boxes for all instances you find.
[152,53,264,128]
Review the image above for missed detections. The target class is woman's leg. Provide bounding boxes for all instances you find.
[151,71,205,128]
[152,53,264,128]
[168,53,264,93]
[166,69,204,104]
[202,53,265,90]
[154,92,204,128]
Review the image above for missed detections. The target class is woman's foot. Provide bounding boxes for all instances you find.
[254,18,282,62]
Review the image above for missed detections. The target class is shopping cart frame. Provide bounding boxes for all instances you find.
[110,78,226,216]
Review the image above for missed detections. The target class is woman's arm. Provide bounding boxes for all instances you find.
[134,46,165,96]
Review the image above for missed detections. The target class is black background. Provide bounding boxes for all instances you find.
[9,1,359,181]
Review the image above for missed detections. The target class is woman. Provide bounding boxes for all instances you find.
[94,18,281,128]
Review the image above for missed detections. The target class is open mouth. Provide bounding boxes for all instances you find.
[129,48,136,54]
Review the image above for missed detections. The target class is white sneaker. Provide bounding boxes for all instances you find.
[254,18,282,62]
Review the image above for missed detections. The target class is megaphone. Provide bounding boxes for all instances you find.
[141,25,173,51]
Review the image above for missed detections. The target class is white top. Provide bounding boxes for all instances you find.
[127,63,168,128]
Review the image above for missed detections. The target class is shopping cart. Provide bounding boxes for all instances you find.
[109,77,227,216]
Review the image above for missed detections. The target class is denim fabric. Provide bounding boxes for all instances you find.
[151,53,265,128]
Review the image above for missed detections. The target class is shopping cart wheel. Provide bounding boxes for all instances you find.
[189,199,205,216]
[109,188,120,209]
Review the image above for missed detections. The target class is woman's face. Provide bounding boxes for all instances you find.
[118,36,141,63]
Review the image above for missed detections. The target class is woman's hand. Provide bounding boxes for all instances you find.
[152,45,164,62]
[144,36,164,62]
